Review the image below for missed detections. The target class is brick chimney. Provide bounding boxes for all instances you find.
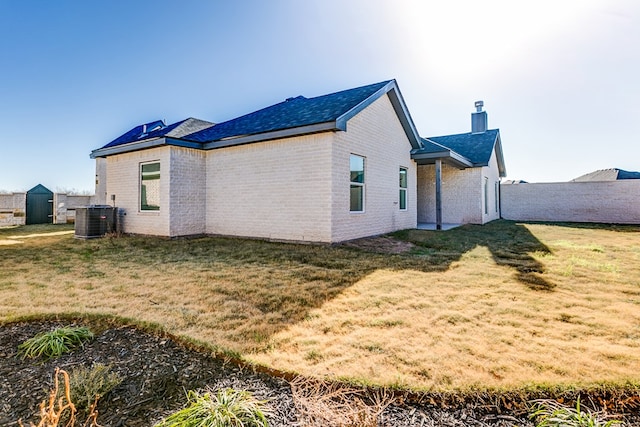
[471,100,487,134]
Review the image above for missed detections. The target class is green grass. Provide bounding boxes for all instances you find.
[17,325,94,360]
[154,389,270,427]
[530,398,622,427]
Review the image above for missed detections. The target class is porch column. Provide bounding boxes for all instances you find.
[435,159,442,230]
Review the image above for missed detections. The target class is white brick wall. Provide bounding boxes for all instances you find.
[99,94,419,242]
[331,94,417,241]
[94,158,107,205]
[416,145,502,225]
[106,146,171,236]
[501,180,640,224]
[206,133,334,242]
[169,147,206,236]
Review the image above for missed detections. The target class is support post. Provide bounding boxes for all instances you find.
[435,159,442,230]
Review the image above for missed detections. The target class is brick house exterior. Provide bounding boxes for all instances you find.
[91,80,505,242]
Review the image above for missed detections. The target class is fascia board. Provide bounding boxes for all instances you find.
[412,150,474,169]
[494,134,507,177]
[201,121,337,150]
[336,80,422,149]
[90,137,166,159]
[164,137,205,150]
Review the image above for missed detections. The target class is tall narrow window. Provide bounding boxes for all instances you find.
[140,162,160,211]
[399,167,407,210]
[495,181,499,213]
[483,177,489,215]
[350,155,365,212]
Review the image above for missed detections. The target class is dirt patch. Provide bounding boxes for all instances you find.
[0,321,545,427]
[340,236,416,254]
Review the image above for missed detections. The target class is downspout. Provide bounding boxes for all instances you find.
[435,159,442,230]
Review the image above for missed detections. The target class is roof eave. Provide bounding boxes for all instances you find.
[336,80,422,149]
[493,132,507,177]
[200,121,338,149]
[411,150,474,169]
[90,137,167,159]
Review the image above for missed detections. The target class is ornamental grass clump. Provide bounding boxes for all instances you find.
[18,326,94,361]
[530,398,622,427]
[18,368,100,427]
[65,364,122,415]
[154,388,270,427]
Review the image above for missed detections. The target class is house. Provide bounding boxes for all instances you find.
[411,101,506,227]
[91,80,506,242]
[571,168,640,182]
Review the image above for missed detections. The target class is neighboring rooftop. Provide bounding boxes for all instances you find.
[571,168,640,182]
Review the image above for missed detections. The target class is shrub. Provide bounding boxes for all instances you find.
[18,368,99,427]
[65,364,123,414]
[154,388,270,427]
[18,326,94,360]
[530,398,622,427]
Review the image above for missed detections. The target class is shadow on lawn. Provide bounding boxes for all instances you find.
[391,220,555,291]
[0,221,554,354]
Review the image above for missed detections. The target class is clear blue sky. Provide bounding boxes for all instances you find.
[1,0,638,192]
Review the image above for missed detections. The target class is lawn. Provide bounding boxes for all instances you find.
[1,221,639,393]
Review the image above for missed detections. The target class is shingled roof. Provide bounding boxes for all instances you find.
[184,81,393,143]
[102,118,214,149]
[91,80,421,158]
[572,168,640,182]
[427,129,500,165]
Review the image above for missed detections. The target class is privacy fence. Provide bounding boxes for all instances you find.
[501,180,640,224]
[0,190,95,226]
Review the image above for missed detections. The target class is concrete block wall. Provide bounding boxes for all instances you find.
[0,192,26,226]
[331,93,417,242]
[501,180,640,224]
[206,133,334,242]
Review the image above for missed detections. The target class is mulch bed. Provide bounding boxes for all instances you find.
[1,321,633,427]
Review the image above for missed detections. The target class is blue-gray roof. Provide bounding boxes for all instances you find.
[103,120,169,148]
[426,129,500,165]
[417,138,450,154]
[103,118,215,148]
[183,81,392,143]
[92,80,422,158]
[617,169,640,180]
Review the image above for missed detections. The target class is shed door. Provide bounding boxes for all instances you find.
[26,185,53,224]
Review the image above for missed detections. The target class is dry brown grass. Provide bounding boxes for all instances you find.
[1,221,639,392]
[18,368,100,427]
[290,376,394,427]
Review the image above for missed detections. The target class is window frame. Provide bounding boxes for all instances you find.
[350,154,365,213]
[483,176,489,215]
[399,167,408,211]
[140,161,161,212]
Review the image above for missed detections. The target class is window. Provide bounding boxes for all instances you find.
[495,181,499,213]
[140,162,160,211]
[350,154,365,212]
[399,167,407,210]
[483,177,489,215]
